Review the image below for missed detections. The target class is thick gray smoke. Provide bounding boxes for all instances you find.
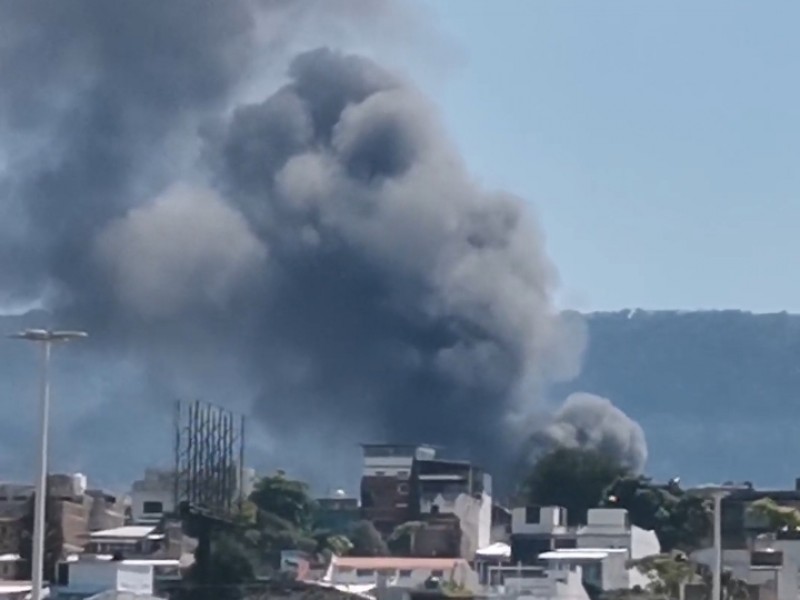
[0,1,645,489]
[530,393,648,473]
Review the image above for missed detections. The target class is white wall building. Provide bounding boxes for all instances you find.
[484,564,590,600]
[324,556,480,592]
[578,508,661,561]
[540,548,629,591]
[57,558,157,598]
[511,506,569,537]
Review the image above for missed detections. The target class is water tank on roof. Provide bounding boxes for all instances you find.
[73,473,87,496]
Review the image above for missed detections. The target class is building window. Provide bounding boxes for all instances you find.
[356,569,375,577]
[397,470,410,480]
[525,506,541,524]
[397,483,409,494]
[431,570,444,577]
[142,500,163,514]
[399,570,412,578]
[375,471,386,477]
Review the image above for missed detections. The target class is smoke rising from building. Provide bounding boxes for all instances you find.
[0,1,646,485]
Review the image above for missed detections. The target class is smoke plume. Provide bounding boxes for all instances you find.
[0,1,646,488]
[529,393,648,473]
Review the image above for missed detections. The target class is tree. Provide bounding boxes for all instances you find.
[522,448,630,525]
[250,472,316,532]
[747,497,800,531]
[603,476,711,552]
[631,553,750,600]
[631,552,695,598]
[181,531,256,600]
[17,490,63,583]
[348,520,389,556]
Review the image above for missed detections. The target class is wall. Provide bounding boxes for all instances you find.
[130,470,175,525]
[65,561,154,596]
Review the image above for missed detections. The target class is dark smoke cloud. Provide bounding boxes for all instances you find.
[0,1,645,490]
[528,393,648,473]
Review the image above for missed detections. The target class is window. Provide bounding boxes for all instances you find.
[356,569,375,577]
[375,470,386,477]
[525,506,541,524]
[399,570,412,578]
[397,470,410,479]
[431,570,444,577]
[142,500,163,514]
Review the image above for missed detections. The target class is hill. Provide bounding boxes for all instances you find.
[553,309,800,487]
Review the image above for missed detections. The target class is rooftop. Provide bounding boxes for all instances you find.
[332,557,466,570]
[88,525,157,539]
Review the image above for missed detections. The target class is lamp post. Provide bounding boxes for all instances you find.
[8,329,87,600]
[692,483,749,600]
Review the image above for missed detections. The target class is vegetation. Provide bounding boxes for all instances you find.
[522,447,631,525]
[603,476,711,551]
[348,520,389,556]
[747,497,800,531]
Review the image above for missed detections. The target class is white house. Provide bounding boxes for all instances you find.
[484,564,590,600]
[577,508,661,561]
[56,557,160,598]
[540,548,630,591]
[324,556,480,592]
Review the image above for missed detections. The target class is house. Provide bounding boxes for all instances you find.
[323,556,480,593]
[509,506,575,565]
[577,508,661,561]
[315,491,361,536]
[483,563,590,600]
[360,444,436,535]
[691,541,799,600]
[410,458,492,559]
[54,555,170,599]
[539,548,631,591]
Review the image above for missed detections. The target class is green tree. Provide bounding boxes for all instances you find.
[603,476,711,552]
[348,520,389,556]
[181,531,256,600]
[17,490,63,583]
[631,552,695,598]
[522,448,630,526]
[747,497,800,531]
[250,472,316,532]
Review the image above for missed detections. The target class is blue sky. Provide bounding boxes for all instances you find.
[418,1,800,312]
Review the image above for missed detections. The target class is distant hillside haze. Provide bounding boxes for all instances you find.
[2,309,799,490]
[553,310,800,487]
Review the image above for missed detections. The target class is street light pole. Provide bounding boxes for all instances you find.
[693,483,749,600]
[8,329,87,600]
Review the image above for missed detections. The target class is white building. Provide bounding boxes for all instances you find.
[577,508,661,561]
[691,543,798,600]
[511,506,569,537]
[540,548,630,591]
[484,564,590,600]
[56,557,165,598]
[324,556,480,593]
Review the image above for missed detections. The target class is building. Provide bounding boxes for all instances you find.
[509,506,575,565]
[577,508,661,561]
[360,444,436,534]
[129,466,256,526]
[323,556,480,592]
[54,555,168,599]
[410,458,492,559]
[483,563,590,600]
[0,580,49,600]
[315,491,361,536]
[539,548,632,591]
